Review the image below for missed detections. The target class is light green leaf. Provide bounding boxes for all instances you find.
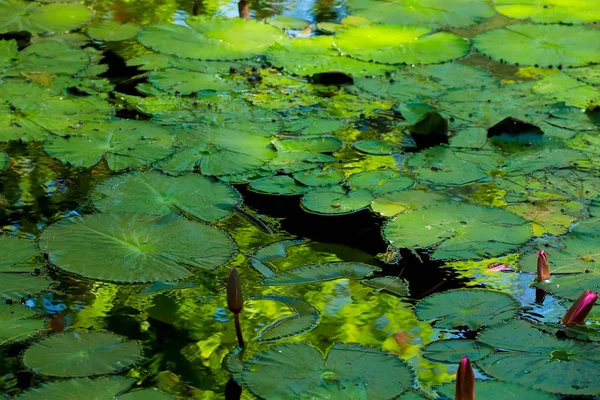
[301,187,374,215]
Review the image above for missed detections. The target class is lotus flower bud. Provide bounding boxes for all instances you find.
[456,356,475,400]
[562,290,598,326]
[537,250,550,282]
[227,267,243,314]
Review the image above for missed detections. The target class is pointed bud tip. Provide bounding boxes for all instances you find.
[456,356,475,400]
[562,289,598,326]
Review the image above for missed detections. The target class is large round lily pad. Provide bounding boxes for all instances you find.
[15,377,134,400]
[437,380,558,400]
[384,201,532,260]
[415,289,520,330]
[23,331,141,377]
[493,0,600,24]
[301,187,374,215]
[473,24,600,68]
[239,342,414,399]
[334,25,469,65]
[42,213,235,283]
[92,171,241,222]
[0,304,45,346]
[0,0,93,34]
[477,320,600,395]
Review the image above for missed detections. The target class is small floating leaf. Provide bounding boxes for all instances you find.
[262,262,380,285]
[249,176,312,196]
[293,168,344,187]
[361,276,409,297]
[239,342,413,399]
[493,0,600,24]
[347,171,413,194]
[415,289,519,330]
[0,305,45,346]
[437,380,557,400]
[353,140,398,155]
[87,21,141,42]
[14,377,134,400]
[301,187,374,215]
[254,295,320,341]
[422,339,493,363]
[0,0,93,34]
[23,331,142,377]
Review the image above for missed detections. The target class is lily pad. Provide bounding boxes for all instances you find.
[42,213,235,283]
[23,331,141,377]
[0,305,45,346]
[437,380,558,400]
[0,235,40,271]
[15,377,134,400]
[266,15,310,30]
[421,339,493,363]
[274,136,343,153]
[415,289,520,330]
[239,342,414,399]
[493,0,600,24]
[87,21,141,42]
[249,175,312,195]
[477,320,600,395]
[254,295,321,341]
[361,276,409,297]
[347,171,413,194]
[0,274,52,301]
[537,273,600,301]
[5,41,90,76]
[0,0,93,34]
[262,262,380,285]
[370,189,448,217]
[335,25,469,65]
[118,389,176,400]
[138,18,283,60]
[473,24,600,68]
[301,187,374,215]
[518,236,600,274]
[0,39,17,72]
[251,240,304,277]
[293,168,344,186]
[148,69,235,94]
[92,171,241,222]
[352,140,398,155]
[384,201,532,260]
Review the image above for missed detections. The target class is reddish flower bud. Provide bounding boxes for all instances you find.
[537,250,550,282]
[456,356,475,400]
[562,290,598,326]
[227,267,243,314]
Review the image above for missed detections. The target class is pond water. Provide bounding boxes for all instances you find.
[1,0,600,399]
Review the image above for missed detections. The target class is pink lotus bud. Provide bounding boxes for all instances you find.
[562,290,598,326]
[537,250,550,282]
[456,356,475,400]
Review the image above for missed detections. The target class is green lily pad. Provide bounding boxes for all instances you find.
[87,21,141,42]
[0,274,52,301]
[437,380,558,400]
[254,295,321,341]
[473,24,600,68]
[262,262,380,285]
[118,389,176,400]
[239,342,414,399]
[537,273,600,301]
[349,0,495,27]
[347,171,414,194]
[397,393,429,400]
[493,0,600,24]
[0,305,45,346]
[519,236,599,275]
[0,39,17,72]
[533,73,599,109]
[415,289,520,330]
[0,0,93,34]
[361,276,409,297]
[251,240,305,277]
[138,18,283,60]
[23,331,142,377]
[92,171,241,222]
[274,136,343,153]
[370,189,448,216]
[293,168,344,186]
[352,140,398,155]
[148,69,236,94]
[44,119,175,171]
[0,152,7,169]
[421,339,494,363]
[265,15,309,30]
[42,213,235,283]
[0,235,40,271]
[15,377,135,400]
[477,320,600,395]
[384,201,532,260]
[301,187,374,215]
[249,175,312,195]
[335,25,469,65]
[5,41,90,76]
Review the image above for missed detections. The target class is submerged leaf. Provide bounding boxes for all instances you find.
[254,295,320,341]
[361,276,409,297]
[262,262,380,285]
[251,240,304,277]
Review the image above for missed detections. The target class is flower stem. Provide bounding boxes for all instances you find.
[234,313,245,348]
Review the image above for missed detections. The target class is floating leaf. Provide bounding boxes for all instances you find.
[477,320,600,395]
[437,380,558,400]
[361,276,409,297]
[148,69,236,94]
[384,201,532,260]
[0,305,45,346]
[335,25,469,65]
[23,331,141,377]
[537,273,600,301]
[87,21,141,42]
[422,339,493,363]
[473,24,600,68]
[352,140,398,155]
[274,136,343,153]
[493,0,600,24]
[0,275,51,301]
[293,168,344,187]
[262,262,380,285]
[118,389,176,400]
[415,289,519,330]
[0,0,93,34]
[43,213,235,283]
[519,236,599,275]
[254,295,320,341]
[251,240,304,277]
[239,342,413,399]
[15,377,134,400]
[249,176,312,195]
[533,73,598,109]
[347,171,413,194]
[0,235,40,271]
[4,41,90,76]
[266,15,310,30]
[92,171,241,222]
[301,187,374,215]
[0,39,17,72]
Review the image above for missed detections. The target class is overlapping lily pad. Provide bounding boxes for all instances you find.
[0,305,45,346]
[42,213,235,283]
[23,331,142,377]
[239,342,414,399]
[415,289,520,330]
[92,171,241,222]
[0,0,93,34]
[473,24,600,67]
[87,21,141,42]
[15,377,134,400]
